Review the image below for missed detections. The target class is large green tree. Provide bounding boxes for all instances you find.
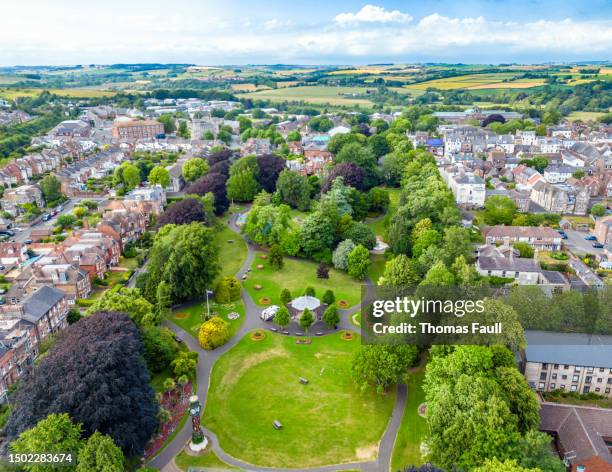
[87,287,157,327]
[484,195,518,225]
[243,203,291,246]
[352,345,418,392]
[276,169,311,211]
[182,158,209,183]
[40,174,62,204]
[148,166,170,188]
[77,431,125,472]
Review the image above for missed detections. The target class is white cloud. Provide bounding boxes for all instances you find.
[334,5,413,25]
[263,18,294,31]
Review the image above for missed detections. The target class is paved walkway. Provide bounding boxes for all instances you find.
[148,215,406,472]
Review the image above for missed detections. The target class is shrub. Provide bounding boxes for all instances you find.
[215,276,241,303]
[304,286,315,297]
[316,262,329,279]
[198,317,229,350]
[280,288,292,305]
[322,290,335,305]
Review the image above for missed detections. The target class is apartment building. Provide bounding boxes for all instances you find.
[484,225,563,251]
[112,119,164,140]
[524,331,612,398]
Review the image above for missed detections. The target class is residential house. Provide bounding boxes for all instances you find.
[0,318,37,402]
[0,243,28,267]
[1,185,44,216]
[53,120,91,138]
[512,165,543,189]
[484,226,562,251]
[112,119,164,141]
[594,216,612,245]
[530,181,589,215]
[439,165,485,208]
[544,165,575,184]
[475,244,541,284]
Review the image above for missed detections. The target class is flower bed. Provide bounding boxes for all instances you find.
[144,381,194,459]
[259,297,271,305]
[250,330,265,341]
[338,300,350,309]
[174,312,188,319]
[341,331,354,341]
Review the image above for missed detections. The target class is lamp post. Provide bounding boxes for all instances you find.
[203,289,213,320]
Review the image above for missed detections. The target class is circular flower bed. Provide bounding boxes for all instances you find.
[338,300,350,309]
[250,329,265,341]
[256,264,264,269]
[174,312,188,319]
[259,297,272,305]
[341,331,354,341]
[259,254,268,260]
[253,284,263,290]
[227,312,240,320]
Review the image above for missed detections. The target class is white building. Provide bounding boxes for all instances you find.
[439,165,485,208]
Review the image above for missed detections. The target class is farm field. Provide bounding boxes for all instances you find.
[203,331,396,468]
[404,73,543,91]
[567,111,606,122]
[0,87,116,99]
[230,83,272,92]
[243,85,376,106]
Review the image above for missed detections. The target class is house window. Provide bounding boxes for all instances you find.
[560,385,565,390]
[542,363,548,370]
[562,375,568,380]
[597,378,603,383]
[583,386,590,394]
[565,365,570,369]
[550,383,556,389]
[575,366,581,372]
[554,364,559,369]
[587,367,594,374]
[571,385,577,391]
[552,373,557,380]
[595,388,600,392]
[600,368,605,373]
[572,375,579,382]
[606,388,611,394]
[538,382,545,390]
[585,376,592,384]
[607,378,612,384]
[540,373,547,380]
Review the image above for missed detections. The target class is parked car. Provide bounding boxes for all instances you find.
[584,235,597,241]
[24,239,33,244]
[42,213,51,221]
[0,265,5,271]
[592,243,604,249]
[260,305,279,321]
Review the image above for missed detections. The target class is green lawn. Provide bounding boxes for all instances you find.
[119,256,139,270]
[243,252,362,307]
[216,224,248,281]
[391,372,428,470]
[175,449,236,470]
[366,187,401,240]
[203,332,396,468]
[171,300,245,340]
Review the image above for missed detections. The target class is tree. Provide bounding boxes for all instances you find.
[113,162,141,191]
[421,261,455,286]
[335,142,376,169]
[67,308,82,325]
[352,345,418,392]
[482,113,506,127]
[40,175,62,204]
[268,244,284,269]
[11,413,84,472]
[186,173,229,215]
[412,229,441,258]
[6,312,158,456]
[343,222,376,249]
[274,306,291,330]
[322,304,339,328]
[347,244,370,280]
[177,120,190,139]
[367,187,390,213]
[157,198,206,227]
[368,133,390,158]
[332,239,356,271]
[198,316,229,350]
[519,156,549,173]
[304,286,315,297]
[276,170,311,211]
[76,431,125,472]
[484,195,518,225]
[256,154,286,192]
[516,430,566,472]
[140,326,179,374]
[572,169,586,179]
[182,158,209,183]
[226,169,260,202]
[214,276,241,303]
[87,287,157,327]
[287,130,301,142]
[144,223,219,304]
[379,152,410,187]
[148,166,170,188]
[243,204,291,246]
[171,351,198,378]
[280,288,292,305]
[591,203,606,217]
[380,255,420,286]
[322,289,335,305]
[316,262,329,279]
[55,214,77,230]
[513,242,534,258]
[472,459,538,472]
[158,115,175,134]
[308,116,334,132]
[300,212,336,260]
[299,308,314,332]
[322,162,365,192]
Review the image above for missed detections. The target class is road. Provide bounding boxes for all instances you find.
[148,215,405,472]
[11,196,108,244]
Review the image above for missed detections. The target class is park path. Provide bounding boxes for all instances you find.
[148,214,406,472]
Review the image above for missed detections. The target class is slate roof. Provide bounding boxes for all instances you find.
[525,330,612,368]
[22,286,65,323]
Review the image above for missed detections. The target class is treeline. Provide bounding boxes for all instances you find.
[0,112,64,160]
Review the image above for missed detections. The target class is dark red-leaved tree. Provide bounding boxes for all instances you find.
[6,312,158,456]
[481,114,506,127]
[207,149,233,166]
[256,154,286,193]
[186,172,229,215]
[157,198,206,227]
[322,162,365,192]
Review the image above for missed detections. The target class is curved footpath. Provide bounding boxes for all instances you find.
[148,216,406,472]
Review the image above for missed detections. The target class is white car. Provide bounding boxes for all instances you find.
[260,305,280,321]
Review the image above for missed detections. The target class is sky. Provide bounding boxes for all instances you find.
[1,0,611,66]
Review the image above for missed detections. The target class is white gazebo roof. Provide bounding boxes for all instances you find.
[290,296,321,311]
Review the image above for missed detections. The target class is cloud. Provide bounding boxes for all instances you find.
[263,18,294,31]
[334,5,413,25]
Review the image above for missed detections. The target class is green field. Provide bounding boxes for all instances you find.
[0,87,116,100]
[404,73,544,91]
[243,251,362,307]
[567,111,606,122]
[215,223,248,282]
[203,332,396,468]
[171,299,245,339]
[391,372,428,470]
[244,86,376,106]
